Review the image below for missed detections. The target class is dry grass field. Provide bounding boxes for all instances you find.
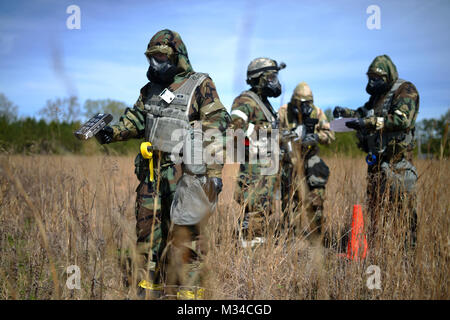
[0,155,448,299]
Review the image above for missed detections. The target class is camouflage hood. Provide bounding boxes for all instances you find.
[367,55,399,87]
[145,29,194,82]
[291,81,313,103]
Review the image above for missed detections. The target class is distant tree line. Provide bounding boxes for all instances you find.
[0,93,448,158]
[0,93,139,155]
[415,109,450,158]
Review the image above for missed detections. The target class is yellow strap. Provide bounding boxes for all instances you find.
[138,279,163,291]
[140,142,154,182]
[177,288,205,300]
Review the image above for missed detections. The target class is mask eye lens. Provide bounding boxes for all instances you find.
[266,73,278,82]
[152,53,169,63]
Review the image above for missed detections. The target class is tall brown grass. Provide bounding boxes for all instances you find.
[0,155,448,299]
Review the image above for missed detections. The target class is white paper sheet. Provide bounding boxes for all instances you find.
[330,118,358,132]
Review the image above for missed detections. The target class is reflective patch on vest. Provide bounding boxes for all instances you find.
[159,88,175,104]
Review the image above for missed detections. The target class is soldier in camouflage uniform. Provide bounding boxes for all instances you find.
[230,57,285,240]
[333,54,419,249]
[96,29,230,297]
[278,82,335,243]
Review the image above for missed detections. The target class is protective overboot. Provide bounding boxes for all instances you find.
[164,224,205,299]
[134,242,163,299]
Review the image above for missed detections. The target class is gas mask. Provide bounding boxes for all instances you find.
[260,72,282,98]
[366,76,390,96]
[146,55,179,85]
[300,101,314,118]
[290,102,300,121]
[289,100,313,125]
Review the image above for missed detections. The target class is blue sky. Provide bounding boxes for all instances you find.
[0,0,449,121]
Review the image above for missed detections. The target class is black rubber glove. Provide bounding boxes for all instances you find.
[345,118,365,131]
[95,126,114,144]
[210,177,223,195]
[333,106,346,118]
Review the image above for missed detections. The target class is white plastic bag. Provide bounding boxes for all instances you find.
[170,174,217,226]
[330,118,357,132]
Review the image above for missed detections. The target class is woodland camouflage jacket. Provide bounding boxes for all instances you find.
[230,89,278,134]
[340,55,419,160]
[278,103,335,145]
[341,55,419,134]
[109,30,230,178]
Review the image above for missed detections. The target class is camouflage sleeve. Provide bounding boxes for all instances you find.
[314,106,335,145]
[194,77,231,178]
[383,82,419,131]
[341,106,366,118]
[110,85,147,141]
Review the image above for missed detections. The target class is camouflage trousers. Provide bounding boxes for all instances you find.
[133,155,178,288]
[133,155,207,298]
[164,224,207,299]
[234,162,280,239]
[366,157,418,249]
[281,154,330,241]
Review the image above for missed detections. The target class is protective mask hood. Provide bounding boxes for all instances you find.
[145,29,194,83]
[261,74,282,97]
[366,77,390,95]
[146,56,179,85]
